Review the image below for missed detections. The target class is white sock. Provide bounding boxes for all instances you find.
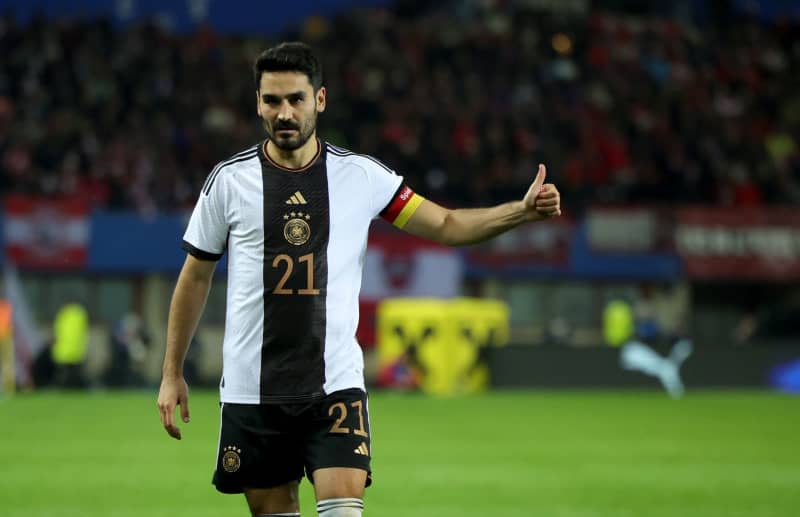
[316,497,364,516]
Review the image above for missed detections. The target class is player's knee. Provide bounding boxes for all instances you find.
[316,498,364,516]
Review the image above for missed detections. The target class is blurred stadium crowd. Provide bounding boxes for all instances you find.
[0,2,798,213]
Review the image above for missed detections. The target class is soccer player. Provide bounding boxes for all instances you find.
[157,42,561,517]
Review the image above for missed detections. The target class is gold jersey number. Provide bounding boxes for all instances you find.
[328,400,369,437]
[272,253,320,295]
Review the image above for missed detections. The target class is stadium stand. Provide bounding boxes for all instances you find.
[1,3,797,213]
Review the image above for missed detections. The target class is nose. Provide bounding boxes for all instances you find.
[277,100,293,121]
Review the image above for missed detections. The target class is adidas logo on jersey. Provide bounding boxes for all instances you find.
[354,442,369,456]
[286,191,307,205]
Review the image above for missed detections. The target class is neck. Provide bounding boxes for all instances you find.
[266,136,319,170]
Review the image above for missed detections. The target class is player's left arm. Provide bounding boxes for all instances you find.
[401,164,560,246]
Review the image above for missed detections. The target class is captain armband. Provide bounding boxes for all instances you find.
[380,185,425,229]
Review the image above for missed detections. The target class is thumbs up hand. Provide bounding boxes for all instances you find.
[522,164,561,219]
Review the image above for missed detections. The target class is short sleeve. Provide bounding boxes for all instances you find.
[366,159,404,219]
[182,173,229,261]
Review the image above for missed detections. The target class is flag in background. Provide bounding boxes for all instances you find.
[358,226,462,347]
[3,196,90,269]
[2,261,44,388]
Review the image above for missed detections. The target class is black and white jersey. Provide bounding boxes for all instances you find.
[182,140,411,404]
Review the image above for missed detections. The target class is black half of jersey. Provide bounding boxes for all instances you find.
[258,141,330,403]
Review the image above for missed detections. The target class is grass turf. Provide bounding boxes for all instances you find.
[0,389,798,516]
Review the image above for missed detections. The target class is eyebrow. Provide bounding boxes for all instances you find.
[261,92,306,101]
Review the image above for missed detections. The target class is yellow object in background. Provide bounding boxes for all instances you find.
[51,303,89,365]
[377,297,510,395]
[449,299,509,393]
[376,298,447,393]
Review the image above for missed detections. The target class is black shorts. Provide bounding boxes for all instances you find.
[212,388,372,493]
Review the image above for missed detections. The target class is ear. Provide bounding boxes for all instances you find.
[255,90,261,116]
[316,86,326,113]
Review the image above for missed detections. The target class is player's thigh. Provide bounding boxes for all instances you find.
[213,403,304,495]
[311,466,367,500]
[245,480,300,515]
[305,389,372,498]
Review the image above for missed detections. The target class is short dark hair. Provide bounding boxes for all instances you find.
[253,42,323,91]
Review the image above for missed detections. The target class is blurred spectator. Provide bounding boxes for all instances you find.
[0,4,797,212]
[733,291,800,346]
[32,337,55,388]
[104,312,150,388]
[632,282,689,345]
[602,298,635,347]
[51,300,89,388]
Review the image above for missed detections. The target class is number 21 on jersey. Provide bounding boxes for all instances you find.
[271,253,319,295]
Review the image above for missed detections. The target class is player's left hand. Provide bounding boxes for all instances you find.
[523,163,561,219]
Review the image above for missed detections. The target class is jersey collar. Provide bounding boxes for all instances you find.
[261,138,322,173]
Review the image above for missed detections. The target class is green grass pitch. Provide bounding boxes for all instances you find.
[1,389,798,516]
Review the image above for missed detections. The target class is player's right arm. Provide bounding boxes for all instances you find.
[157,254,216,440]
[159,152,230,439]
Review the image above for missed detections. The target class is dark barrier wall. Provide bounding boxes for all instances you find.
[489,345,800,388]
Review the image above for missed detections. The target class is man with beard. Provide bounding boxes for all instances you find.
[157,42,561,516]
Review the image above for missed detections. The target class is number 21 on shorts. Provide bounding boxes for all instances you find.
[328,400,369,437]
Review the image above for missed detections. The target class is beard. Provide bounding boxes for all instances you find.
[265,115,317,151]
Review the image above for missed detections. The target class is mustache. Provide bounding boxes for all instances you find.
[274,121,300,131]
